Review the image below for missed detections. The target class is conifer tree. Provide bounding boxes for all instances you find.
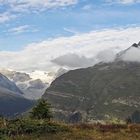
[30,99,53,120]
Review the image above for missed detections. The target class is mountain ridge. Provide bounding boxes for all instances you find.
[0,73,34,117]
[43,42,140,122]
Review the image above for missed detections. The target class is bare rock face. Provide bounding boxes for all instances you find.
[132,43,139,48]
[131,41,140,48]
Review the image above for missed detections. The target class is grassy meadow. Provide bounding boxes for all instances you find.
[0,118,140,140]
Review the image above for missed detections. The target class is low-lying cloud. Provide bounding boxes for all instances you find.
[121,46,140,62]
[51,53,95,68]
[0,26,140,72]
[96,49,116,63]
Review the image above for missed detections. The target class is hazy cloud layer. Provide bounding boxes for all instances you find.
[121,47,140,62]
[51,53,95,68]
[96,49,116,63]
[0,26,140,72]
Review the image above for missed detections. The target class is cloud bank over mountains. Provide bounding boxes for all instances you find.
[0,26,140,72]
[121,44,140,62]
[51,53,95,68]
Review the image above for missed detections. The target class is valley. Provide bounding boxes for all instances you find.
[0,0,140,139]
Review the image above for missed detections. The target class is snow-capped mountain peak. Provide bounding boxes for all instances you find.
[29,70,55,84]
[0,68,68,100]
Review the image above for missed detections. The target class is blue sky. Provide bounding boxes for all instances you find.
[0,0,140,51]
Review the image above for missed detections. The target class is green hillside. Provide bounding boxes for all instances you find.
[43,61,140,122]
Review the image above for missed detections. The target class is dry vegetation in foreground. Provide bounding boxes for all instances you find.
[1,100,140,140]
[5,123,140,140]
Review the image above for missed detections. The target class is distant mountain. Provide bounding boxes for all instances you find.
[0,69,31,83]
[0,73,34,117]
[0,87,34,117]
[0,73,23,95]
[0,69,48,99]
[0,68,68,99]
[43,42,140,122]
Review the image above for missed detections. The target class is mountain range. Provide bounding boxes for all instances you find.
[1,42,140,120]
[43,42,140,122]
[0,73,34,117]
[0,68,68,100]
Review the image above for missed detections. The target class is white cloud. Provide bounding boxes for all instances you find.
[51,53,95,68]
[8,25,30,34]
[106,0,140,4]
[0,12,16,23]
[82,4,93,11]
[96,49,116,62]
[64,28,79,34]
[0,0,78,12]
[121,46,140,62]
[0,26,140,72]
[0,0,78,23]
[7,25,38,34]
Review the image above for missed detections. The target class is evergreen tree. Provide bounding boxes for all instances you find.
[30,99,53,120]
